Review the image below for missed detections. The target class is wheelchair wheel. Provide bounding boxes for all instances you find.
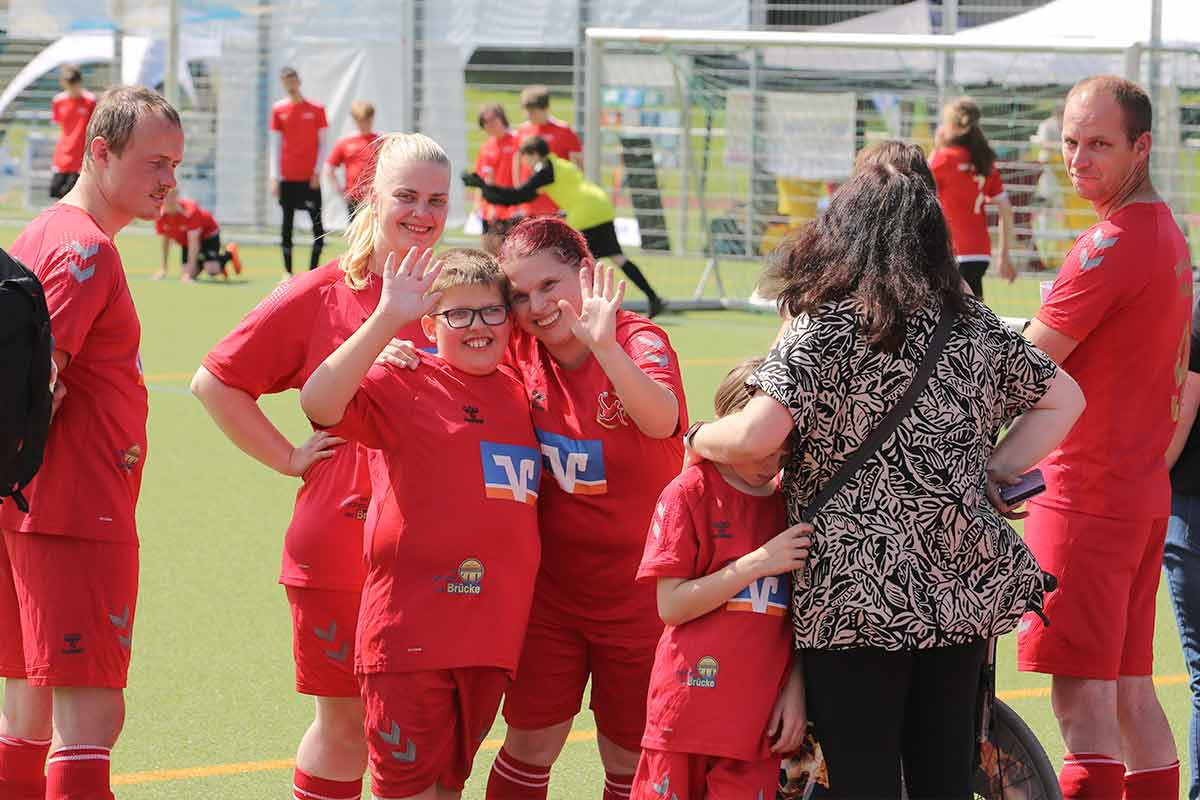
[973,699,1061,800]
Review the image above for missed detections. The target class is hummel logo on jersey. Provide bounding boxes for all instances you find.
[62,633,84,655]
[1078,229,1119,272]
[652,501,666,540]
[711,521,732,539]
[70,241,100,261]
[68,241,98,283]
[480,442,541,504]
[378,721,417,762]
[652,775,679,800]
[463,405,484,424]
[109,605,132,649]
[727,572,789,616]
[635,333,670,368]
[536,429,606,495]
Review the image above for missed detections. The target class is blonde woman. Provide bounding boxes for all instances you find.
[191,133,450,800]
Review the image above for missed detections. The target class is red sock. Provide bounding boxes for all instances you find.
[1060,752,1126,799]
[1123,761,1180,800]
[293,767,363,800]
[46,745,114,800]
[0,734,51,800]
[486,747,551,799]
[603,769,633,800]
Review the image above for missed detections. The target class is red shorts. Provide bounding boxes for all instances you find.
[360,667,508,798]
[1018,504,1166,680]
[285,585,361,697]
[631,748,779,800]
[501,602,661,752]
[0,530,138,689]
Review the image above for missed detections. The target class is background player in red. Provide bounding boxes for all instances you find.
[48,64,96,200]
[929,97,1016,300]
[1018,75,1189,800]
[192,133,451,800]
[631,358,810,800]
[474,102,521,255]
[513,85,582,221]
[484,217,686,800]
[301,248,541,800]
[0,85,183,800]
[153,187,242,281]
[325,100,380,222]
[270,66,328,278]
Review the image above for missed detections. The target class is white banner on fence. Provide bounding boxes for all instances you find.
[723,90,856,181]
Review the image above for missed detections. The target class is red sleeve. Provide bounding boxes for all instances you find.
[185,208,206,232]
[322,364,406,450]
[563,126,582,154]
[984,168,1004,198]
[637,477,701,581]
[1037,226,1131,343]
[317,106,328,129]
[621,320,688,430]
[51,98,64,125]
[474,145,487,175]
[42,239,119,359]
[201,280,321,397]
[327,139,345,167]
[154,217,167,236]
[269,106,282,131]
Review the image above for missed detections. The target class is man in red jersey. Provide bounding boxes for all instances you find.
[484,218,686,800]
[325,100,380,221]
[48,65,96,200]
[1016,75,1190,800]
[271,66,328,278]
[474,102,521,255]
[153,187,242,281]
[0,86,183,800]
[513,86,582,220]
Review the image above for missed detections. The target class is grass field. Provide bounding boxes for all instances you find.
[0,224,1192,799]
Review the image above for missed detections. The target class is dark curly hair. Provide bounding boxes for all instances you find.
[759,164,968,352]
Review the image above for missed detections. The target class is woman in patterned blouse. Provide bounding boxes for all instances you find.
[686,164,1084,798]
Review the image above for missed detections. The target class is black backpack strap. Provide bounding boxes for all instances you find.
[800,304,956,523]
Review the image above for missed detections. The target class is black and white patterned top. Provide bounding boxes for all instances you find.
[748,296,1057,651]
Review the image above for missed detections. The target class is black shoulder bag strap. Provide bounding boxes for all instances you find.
[800,304,956,523]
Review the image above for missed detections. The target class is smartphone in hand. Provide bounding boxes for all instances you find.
[1000,468,1045,506]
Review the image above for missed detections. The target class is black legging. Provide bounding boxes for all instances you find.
[959,259,989,300]
[279,181,325,273]
[805,639,988,799]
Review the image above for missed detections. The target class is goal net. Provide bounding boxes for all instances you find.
[582,29,1200,319]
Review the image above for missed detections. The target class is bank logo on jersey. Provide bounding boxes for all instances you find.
[446,558,484,595]
[535,429,607,495]
[727,572,789,616]
[480,442,541,505]
[686,655,719,688]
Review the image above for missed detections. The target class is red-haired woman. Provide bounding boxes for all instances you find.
[484,216,687,800]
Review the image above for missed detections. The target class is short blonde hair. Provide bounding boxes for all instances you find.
[84,86,181,166]
[350,101,375,121]
[340,132,451,290]
[430,248,504,298]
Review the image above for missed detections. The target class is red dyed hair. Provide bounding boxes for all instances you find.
[498,216,592,268]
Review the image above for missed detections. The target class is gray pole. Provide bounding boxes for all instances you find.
[255,0,271,229]
[583,32,602,184]
[1149,0,1165,199]
[110,0,124,87]
[938,0,958,109]
[165,0,180,105]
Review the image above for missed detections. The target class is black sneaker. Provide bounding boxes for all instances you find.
[648,296,668,318]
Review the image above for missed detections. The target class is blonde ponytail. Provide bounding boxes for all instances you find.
[340,132,452,290]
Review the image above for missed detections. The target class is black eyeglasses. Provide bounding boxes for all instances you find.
[432,304,509,329]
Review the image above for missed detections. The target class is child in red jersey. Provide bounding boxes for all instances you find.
[153,188,242,281]
[631,358,811,800]
[302,248,541,800]
[48,64,96,199]
[194,132,451,800]
[325,100,380,221]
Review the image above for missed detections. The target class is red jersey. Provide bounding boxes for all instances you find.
[202,261,425,592]
[270,99,328,181]
[327,132,379,200]
[638,462,791,761]
[929,146,1004,260]
[515,118,582,217]
[155,198,219,247]
[326,354,541,676]
[506,311,687,626]
[1036,202,1192,520]
[51,90,96,173]
[1,204,146,542]
[475,131,521,222]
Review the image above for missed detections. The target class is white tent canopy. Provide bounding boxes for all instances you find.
[0,32,217,121]
[952,0,1200,85]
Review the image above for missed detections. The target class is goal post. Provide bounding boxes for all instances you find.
[582,28,1196,319]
